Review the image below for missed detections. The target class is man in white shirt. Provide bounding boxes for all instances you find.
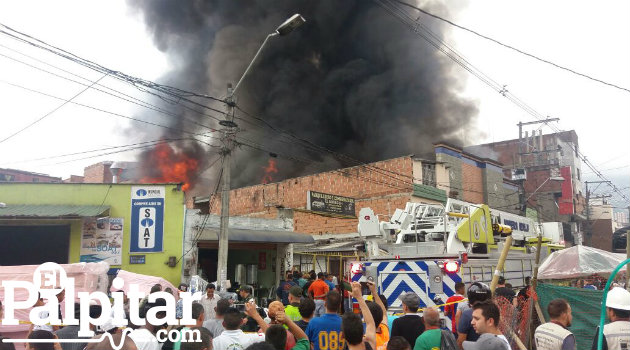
[213,302,268,350]
[463,301,510,350]
[200,284,220,321]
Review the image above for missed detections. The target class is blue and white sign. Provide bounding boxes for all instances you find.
[130,186,165,253]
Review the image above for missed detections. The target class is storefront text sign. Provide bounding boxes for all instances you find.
[307,190,355,217]
[130,186,165,253]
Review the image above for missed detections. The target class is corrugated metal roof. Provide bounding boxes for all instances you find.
[0,204,110,218]
[199,227,314,244]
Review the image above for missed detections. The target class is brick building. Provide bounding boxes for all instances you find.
[83,161,113,183]
[0,168,61,183]
[201,148,519,236]
[466,130,586,245]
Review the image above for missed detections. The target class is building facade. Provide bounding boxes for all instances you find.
[0,168,61,183]
[466,130,586,245]
[0,183,185,285]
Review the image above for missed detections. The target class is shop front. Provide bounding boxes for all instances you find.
[0,183,186,286]
[190,223,314,305]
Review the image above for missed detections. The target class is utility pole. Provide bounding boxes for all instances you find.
[216,84,237,290]
[214,14,305,291]
[517,118,560,217]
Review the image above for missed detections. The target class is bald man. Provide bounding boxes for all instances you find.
[267,301,296,350]
[413,308,441,350]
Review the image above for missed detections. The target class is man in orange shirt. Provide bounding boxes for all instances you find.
[308,272,330,317]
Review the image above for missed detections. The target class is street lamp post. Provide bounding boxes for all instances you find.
[216,14,305,291]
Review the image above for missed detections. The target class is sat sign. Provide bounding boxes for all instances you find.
[130,186,165,253]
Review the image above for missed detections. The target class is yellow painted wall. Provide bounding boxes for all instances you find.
[0,183,185,285]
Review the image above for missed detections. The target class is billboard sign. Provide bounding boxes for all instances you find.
[130,186,165,253]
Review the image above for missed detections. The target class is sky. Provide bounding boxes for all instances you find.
[0,0,628,209]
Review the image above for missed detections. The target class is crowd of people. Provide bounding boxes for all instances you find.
[1,272,628,350]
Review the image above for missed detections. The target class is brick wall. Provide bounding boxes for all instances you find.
[462,162,483,203]
[209,156,415,234]
[83,162,113,183]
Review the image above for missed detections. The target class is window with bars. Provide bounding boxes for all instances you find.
[422,163,436,187]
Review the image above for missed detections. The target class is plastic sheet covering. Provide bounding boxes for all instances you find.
[0,261,110,348]
[538,245,627,279]
[108,269,179,299]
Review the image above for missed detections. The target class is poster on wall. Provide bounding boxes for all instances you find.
[80,217,124,265]
[130,186,165,253]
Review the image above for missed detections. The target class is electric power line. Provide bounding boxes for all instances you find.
[0,79,213,138]
[392,0,630,94]
[375,0,630,204]
[0,74,107,144]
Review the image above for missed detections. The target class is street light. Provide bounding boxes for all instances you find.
[216,14,305,291]
[231,14,305,95]
[524,176,565,205]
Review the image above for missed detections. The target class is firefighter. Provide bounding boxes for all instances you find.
[590,287,630,350]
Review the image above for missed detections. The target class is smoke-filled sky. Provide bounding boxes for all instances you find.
[129,0,480,188]
[0,0,628,206]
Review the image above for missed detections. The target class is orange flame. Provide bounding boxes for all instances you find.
[261,159,279,184]
[140,143,199,192]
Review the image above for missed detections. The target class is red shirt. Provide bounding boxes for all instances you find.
[445,294,465,332]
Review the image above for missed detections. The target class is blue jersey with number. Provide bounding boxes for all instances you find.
[306,313,343,350]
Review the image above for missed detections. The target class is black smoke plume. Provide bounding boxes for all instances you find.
[129,0,479,192]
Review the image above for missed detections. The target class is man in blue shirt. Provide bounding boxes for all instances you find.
[306,291,343,350]
[324,273,336,291]
[278,272,298,306]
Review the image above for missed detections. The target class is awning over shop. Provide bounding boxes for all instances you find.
[0,204,110,218]
[199,227,314,244]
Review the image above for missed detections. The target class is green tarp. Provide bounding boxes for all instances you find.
[536,283,603,349]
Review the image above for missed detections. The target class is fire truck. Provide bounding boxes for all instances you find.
[350,198,564,329]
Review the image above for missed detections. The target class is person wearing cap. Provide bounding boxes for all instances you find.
[534,299,575,350]
[308,272,330,317]
[457,282,492,348]
[590,287,630,350]
[390,292,425,348]
[239,285,254,303]
[285,286,303,322]
[201,284,220,321]
[463,301,510,350]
